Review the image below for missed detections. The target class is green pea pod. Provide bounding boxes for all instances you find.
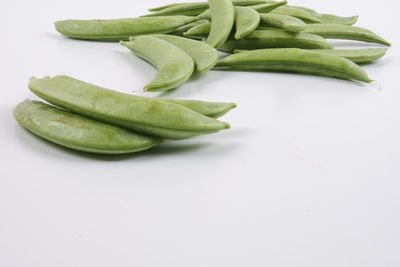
[14,100,161,154]
[121,36,195,92]
[303,24,391,46]
[234,48,387,64]
[271,6,322,23]
[198,1,287,20]
[143,3,208,17]
[183,22,212,39]
[234,7,261,39]
[55,16,196,41]
[150,34,219,73]
[169,19,210,36]
[259,13,306,32]
[309,48,387,64]
[158,99,237,119]
[28,76,230,140]
[149,0,268,12]
[291,6,358,25]
[206,0,235,48]
[219,29,334,52]
[214,48,371,83]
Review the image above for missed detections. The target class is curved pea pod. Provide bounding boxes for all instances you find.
[54,16,197,41]
[290,6,358,25]
[219,29,334,52]
[259,13,306,32]
[149,0,268,12]
[143,3,208,17]
[206,0,235,48]
[121,36,194,92]
[28,76,231,140]
[303,24,391,46]
[14,100,161,154]
[271,6,321,23]
[234,7,261,39]
[150,35,218,73]
[183,22,212,39]
[198,1,287,20]
[214,48,372,83]
[158,98,237,119]
[309,48,387,64]
[169,19,210,36]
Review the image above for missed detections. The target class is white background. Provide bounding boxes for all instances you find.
[1,0,399,266]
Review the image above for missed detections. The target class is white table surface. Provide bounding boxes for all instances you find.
[1,0,399,266]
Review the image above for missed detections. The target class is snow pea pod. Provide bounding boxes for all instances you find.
[219,29,334,52]
[198,1,286,20]
[54,16,196,41]
[183,22,211,39]
[14,100,161,154]
[259,13,306,32]
[149,0,268,12]
[169,19,210,36]
[206,0,235,48]
[234,48,387,64]
[214,48,371,83]
[28,76,231,140]
[159,99,237,119]
[271,6,321,23]
[121,36,194,92]
[303,24,391,46]
[150,35,218,73]
[234,7,261,39]
[291,6,358,25]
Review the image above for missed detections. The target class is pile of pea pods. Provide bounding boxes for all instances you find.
[14,0,391,155]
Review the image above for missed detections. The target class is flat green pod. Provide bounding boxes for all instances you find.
[214,48,371,83]
[28,76,230,140]
[219,29,334,52]
[54,16,196,41]
[121,36,195,91]
[234,48,387,64]
[149,0,268,12]
[259,13,306,32]
[143,3,208,17]
[169,19,210,36]
[159,98,237,119]
[14,100,161,154]
[271,6,322,23]
[183,23,212,39]
[198,1,287,20]
[303,24,391,46]
[290,6,358,25]
[309,48,387,64]
[206,0,235,48]
[151,35,218,73]
[234,7,261,39]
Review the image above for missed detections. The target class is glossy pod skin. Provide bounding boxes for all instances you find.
[14,100,161,154]
[151,35,218,73]
[121,36,194,92]
[234,7,261,39]
[148,0,268,12]
[214,48,371,83]
[159,99,237,119]
[303,24,391,46]
[219,30,334,52]
[259,13,306,32]
[234,48,387,64]
[28,76,230,140]
[271,6,321,23]
[55,16,196,41]
[206,0,235,48]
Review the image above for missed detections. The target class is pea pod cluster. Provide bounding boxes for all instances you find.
[15,0,391,155]
[14,76,236,154]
